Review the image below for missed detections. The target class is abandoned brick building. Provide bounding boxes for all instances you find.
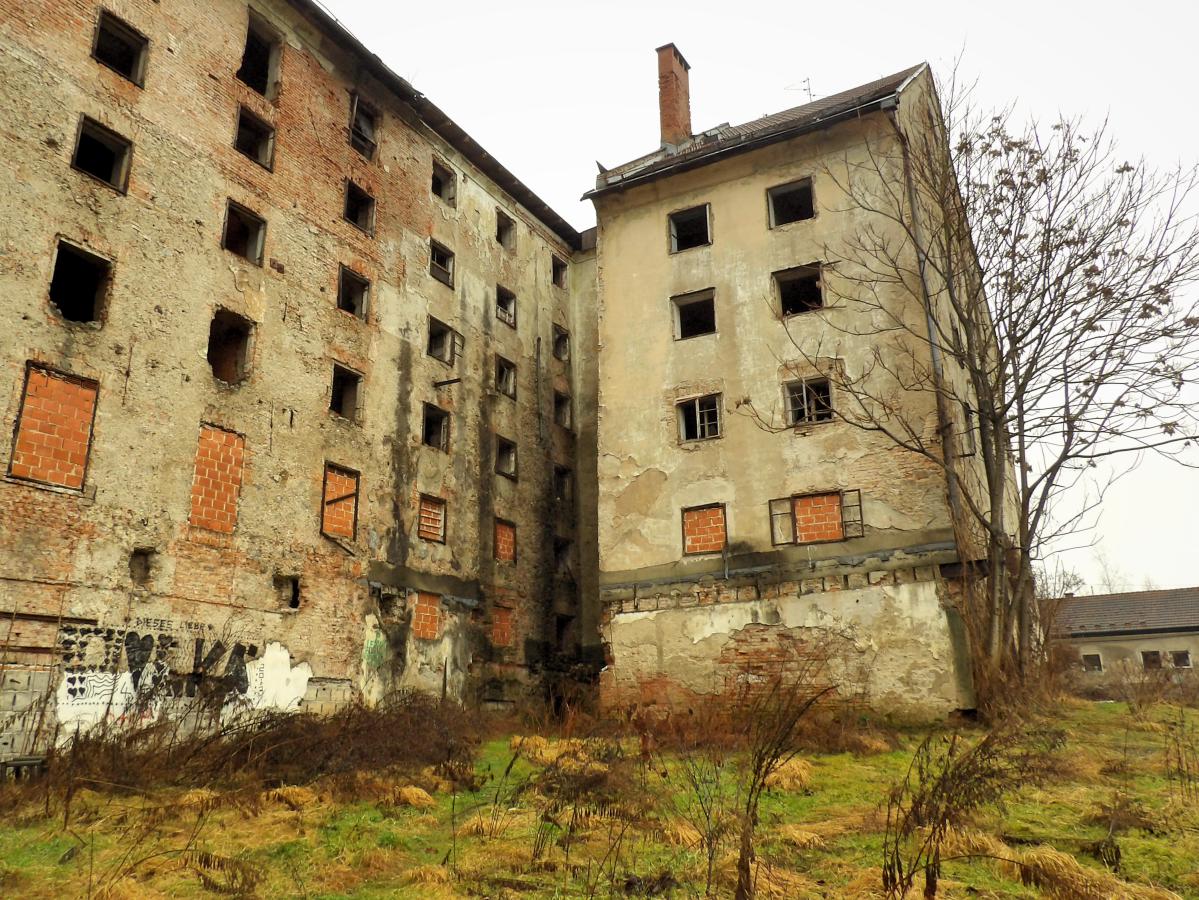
[2,1,979,757]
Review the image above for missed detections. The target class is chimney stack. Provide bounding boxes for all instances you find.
[656,43,691,148]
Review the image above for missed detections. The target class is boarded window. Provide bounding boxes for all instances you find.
[349,94,378,158]
[321,464,359,540]
[422,403,450,451]
[427,317,463,365]
[418,494,446,542]
[669,204,710,251]
[682,504,727,555]
[1081,653,1103,672]
[494,518,517,562]
[235,107,274,168]
[8,364,98,490]
[672,289,716,339]
[495,355,516,398]
[769,489,863,545]
[677,394,721,441]
[222,200,265,265]
[72,117,132,190]
[784,379,833,426]
[92,11,148,86]
[430,240,454,287]
[768,179,815,226]
[776,265,823,316]
[49,241,110,323]
[337,266,369,319]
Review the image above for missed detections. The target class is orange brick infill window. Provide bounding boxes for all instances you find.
[188,424,246,533]
[682,504,727,555]
[321,464,359,539]
[793,492,844,543]
[491,606,514,647]
[418,494,446,542]
[494,518,516,562]
[8,365,99,490]
[412,591,442,640]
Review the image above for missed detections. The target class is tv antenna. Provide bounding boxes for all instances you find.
[784,77,814,102]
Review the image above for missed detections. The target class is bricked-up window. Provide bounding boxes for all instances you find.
[92,11,148,86]
[222,200,265,265]
[682,504,727,555]
[496,436,517,479]
[672,288,716,339]
[776,265,823,316]
[496,209,516,249]
[321,463,359,540]
[496,284,517,328]
[427,317,463,365]
[784,378,833,426]
[413,592,442,640]
[495,355,517,399]
[49,241,110,323]
[337,266,369,319]
[422,403,450,451]
[207,309,253,384]
[491,606,514,647]
[275,574,301,610]
[1081,653,1103,673]
[8,365,98,491]
[552,254,568,288]
[348,94,378,158]
[430,240,454,287]
[188,425,246,534]
[768,178,815,226]
[72,117,132,191]
[553,324,570,361]
[343,181,375,234]
[234,107,274,169]
[329,364,362,421]
[494,518,517,562]
[1142,650,1163,670]
[678,394,721,441]
[669,204,710,252]
[236,14,280,98]
[431,159,456,206]
[553,465,573,503]
[418,494,447,542]
[769,489,864,545]
[553,391,572,429]
[1172,650,1192,668]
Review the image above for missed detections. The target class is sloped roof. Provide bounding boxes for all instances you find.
[587,63,926,199]
[1055,587,1199,637]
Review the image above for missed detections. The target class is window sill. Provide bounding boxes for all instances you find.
[3,475,95,503]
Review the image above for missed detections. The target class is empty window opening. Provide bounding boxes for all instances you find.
[1172,650,1192,669]
[959,403,977,456]
[129,548,155,585]
[236,16,278,97]
[494,518,517,562]
[343,181,375,234]
[553,538,573,577]
[496,436,518,479]
[553,391,572,429]
[682,504,727,555]
[770,489,864,545]
[785,379,833,426]
[349,94,378,158]
[669,204,710,252]
[427,317,463,365]
[72,118,132,190]
[92,11,147,85]
[552,254,568,288]
[337,266,369,319]
[422,403,450,451]
[768,179,815,226]
[49,241,109,323]
[495,355,517,399]
[552,324,570,361]
[776,265,823,316]
[678,394,721,441]
[431,159,456,206]
[275,574,301,610]
[207,309,253,384]
[330,364,362,421]
[496,284,517,328]
[672,289,716,339]
[234,107,274,168]
[554,465,573,503]
[430,240,454,287]
[1080,653,1103,673]
[496,209,516,249]
[222,200,265,265]
[418,494,447,542]
[1142,650,1162,670]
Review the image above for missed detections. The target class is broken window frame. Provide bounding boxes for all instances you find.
[343,180,376,235]
[495,355,517,399]
[553,391,572,430]
[429,240,454,287]
[329,363,363,423]
[48,239,111,324]
[417,493,447,543]
[337,265,370,319]
[495,435,518,480]
[320,462,360,541]
[671,288,717,340]
[221,199,266,266]
[677,393,722,442]
[681,503,728,556]
[207,308,254,385]
[768,489,864,546]
[1080,653,1103,673]
[551,254,568,288]
[1172,650,1192,669]
[427,317,463,366]
[348,92,379,159]
[422,402,450,452]
[1142,650,1163,670]
[784,378,833,427]
[496,208,516,250]
[236,13,280,99]
[552,324,570,362]
[767,178,816,228]
[7,363,99,491]
[71,116,133,192]
[91,10,148,87]
[496,284,517,328]
[233,105,275,170]
[775,264,824,317]
[431,158,456,207]
[668,204,711,253]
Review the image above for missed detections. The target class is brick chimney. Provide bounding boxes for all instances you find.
[656,43,691,148]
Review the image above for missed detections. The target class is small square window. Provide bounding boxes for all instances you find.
[92,11,148,86]
[672,289,716,339]
[669,204,710,252]
[682,504,727,556]
[552,254,568,288]
[431,159,456,206]
[222,200,265,265]
[552,325,570,362]
[49,241,110,323]
[430,240,454,287]
[1142,650,1162,670]
[496,209,516,250]
[428,317,463,365]
[1080,653,1103,673]
[422,403,450,451]
[236,15,279,97]
[678,394,721,441]
[495,355,517,399]
[207,308,253,384]
[72,117,132,191]
[496,285,517,328]
[776,265,823,316]
[344,181,375,234]
[496,436,518,479]
[784,379,833,426]
[234,107,274,169]
[349,94,378,158]
[1172,650,1192,669]
[337,266,369,319]
[553,391,572,430]
[418,494,447,543]
[330,364,362,421]
[553,465,573,504]
[768,179,815,226]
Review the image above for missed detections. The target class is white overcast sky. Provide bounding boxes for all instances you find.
[320,0,1199,592]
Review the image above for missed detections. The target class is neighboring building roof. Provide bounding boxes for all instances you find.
[1055,587,1199,638]
[586,63,927,200]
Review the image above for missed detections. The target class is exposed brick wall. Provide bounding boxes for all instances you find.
[683,504,726,555]
[187,424,245,533]
[412,591,442,640]
[794,493,843,543]
[321,465,358,539]
[418,494,445,542]
[491,606,513,647]
[8,366,98,490]
[494,518,516,562]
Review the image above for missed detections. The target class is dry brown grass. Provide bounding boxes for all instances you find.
[261,785,317,810]
[391,785,436,809]
[775,824,827,850]
[765,757,814,791]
